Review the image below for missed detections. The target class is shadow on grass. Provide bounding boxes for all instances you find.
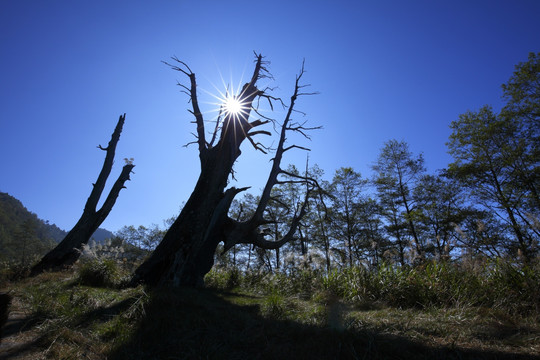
[107,288,539,360]
[0,312,44,360]
[0,293,143,360]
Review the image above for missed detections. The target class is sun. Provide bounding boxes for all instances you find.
[224,95,243,115]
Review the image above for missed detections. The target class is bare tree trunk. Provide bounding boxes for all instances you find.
[31,114,134,275]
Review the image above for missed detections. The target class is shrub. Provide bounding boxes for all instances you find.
[204,267,242,290]
[208,259,539,316]
[0,255,42,283]
[261,291,286,319]
[481,259,540,315]
[318,260,540,315]
[76,258,122,288]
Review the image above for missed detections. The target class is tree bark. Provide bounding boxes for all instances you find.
[31,114,134,275]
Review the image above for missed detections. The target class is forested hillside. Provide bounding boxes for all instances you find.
[0,192,62,264]
[0,192,114,265]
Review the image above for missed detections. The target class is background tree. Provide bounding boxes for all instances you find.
[10,219,52,268]
[452,208,507,260]
[227,193,258,270]
[143,224,165,252]
[447,53,539,262]
[261,190,286,271]
[131,54,319,287]
[0,192,63,263]
[372,139,425,262]
[376,186,408,266]
[303,164,332,272]
[275,164,315,259]
[501,52,540,238]
[447,106,538,262]
[31,114,135,275]
[116,225,139,246]
[412,174,464,260]
[355,197,388,268]
[329,167,367,267]
[502,52,540,165]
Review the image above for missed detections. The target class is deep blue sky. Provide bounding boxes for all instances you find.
[1,0,539,233]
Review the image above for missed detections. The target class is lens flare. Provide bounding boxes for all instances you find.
[225,96,242,115]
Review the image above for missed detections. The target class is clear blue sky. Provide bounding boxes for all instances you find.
[1,0,539,233]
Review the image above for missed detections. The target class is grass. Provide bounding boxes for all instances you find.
[1,261,539,359]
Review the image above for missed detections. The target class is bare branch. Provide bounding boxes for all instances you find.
[283,144,311,153]
[287,120,322,140]
[176,81,190,94]
[275,180,310,186]
[182,138,199,148]
[252,107,276,122]
[249,119,270,128]
[162,56,193,75]
[256,93,286,111]
[247,130,272,137]
[209,106,224,148]
[246,135,268,154]
[164,57,207,162]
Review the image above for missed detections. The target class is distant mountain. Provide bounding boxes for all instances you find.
[90,228,115,244]
[0,191,115,262]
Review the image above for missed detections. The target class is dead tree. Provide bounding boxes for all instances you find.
[131,54,319,287]
[31,114,134,275]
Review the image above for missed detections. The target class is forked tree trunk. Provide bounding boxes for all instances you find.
[131,148,237,286]
[31,114,134,275]
[132,54,317,287]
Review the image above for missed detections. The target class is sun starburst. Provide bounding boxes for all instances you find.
[224,95,246,117]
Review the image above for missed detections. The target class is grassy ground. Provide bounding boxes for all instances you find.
[0,267,539,359]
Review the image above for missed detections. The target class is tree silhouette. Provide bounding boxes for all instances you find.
[31,114,134,275]
[131,54,319,287]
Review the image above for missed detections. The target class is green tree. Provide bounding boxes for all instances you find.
[413,174,464,260]
[447,104,538,262]
[378,193,408,266]
[372,140,425,262]
[142,225,164,251]
[11,219,51,267]
[303,164,333,272]
[501,52,540,230]
[355,197,388,268]
[329,167,367,267]
[452,208,507,260]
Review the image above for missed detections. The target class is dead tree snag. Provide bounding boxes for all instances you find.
[31,114,134,275]
[131,54,319,287]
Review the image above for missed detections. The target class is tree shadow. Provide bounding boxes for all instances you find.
[107,287,539,360]
[0,309,46,360]
[0,293,137,359]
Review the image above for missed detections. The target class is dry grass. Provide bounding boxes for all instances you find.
[1,265,539,359]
